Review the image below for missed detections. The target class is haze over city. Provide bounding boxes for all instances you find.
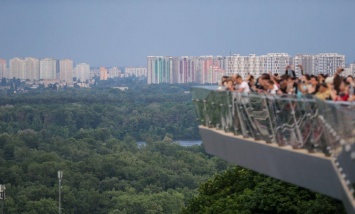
[1,0,355,67]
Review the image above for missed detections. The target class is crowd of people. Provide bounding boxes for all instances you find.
[220,65,355,102]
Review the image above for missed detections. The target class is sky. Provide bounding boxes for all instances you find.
[1,0,355,67]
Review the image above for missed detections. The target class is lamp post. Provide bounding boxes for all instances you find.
[0,185,5,214]
[58,171,63,214]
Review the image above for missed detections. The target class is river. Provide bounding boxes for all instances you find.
[137,140,202,147]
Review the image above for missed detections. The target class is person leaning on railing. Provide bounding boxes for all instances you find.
[233,75,250,93]
[315,83,332,100]
[225,78,235,91]
[246,74,257,92]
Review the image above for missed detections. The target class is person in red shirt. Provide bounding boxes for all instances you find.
[331,79,350,101]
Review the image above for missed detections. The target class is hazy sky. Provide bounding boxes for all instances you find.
[1,0,354,67]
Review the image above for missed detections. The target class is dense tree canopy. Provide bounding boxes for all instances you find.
[0,129,228,213]
[182,167,346,214]
[0,83,200,141]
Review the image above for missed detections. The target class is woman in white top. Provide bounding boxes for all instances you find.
[265,79,279,94]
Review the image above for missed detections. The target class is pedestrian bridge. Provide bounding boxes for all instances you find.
[192,86,355,214]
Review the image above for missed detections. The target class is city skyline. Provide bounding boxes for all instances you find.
[147,53,349,84]
[1,1,355,67]
[0,52,353,86]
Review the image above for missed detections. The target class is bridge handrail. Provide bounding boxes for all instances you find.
[191,86,355,157]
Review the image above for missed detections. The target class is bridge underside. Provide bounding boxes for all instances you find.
[200,126,355,214]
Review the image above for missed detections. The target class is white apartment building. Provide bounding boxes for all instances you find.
[224,53,290,79]
[0,58,6,79]
[313,53,345,76]
[75,63,90,82]
[124,67,147,77]
[25,57,40,81]
[293,54,313,75]
[108,67,121,78]
[226,54,264,79]
[262,53,291,75]
[9,57,40,81]
[40,58,57,80]
[9,57,26,79]
[59,59,73,84]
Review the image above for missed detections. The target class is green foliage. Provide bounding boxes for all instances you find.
[0,84,228,213]
[182,167,346,214]
[0,84,199,141]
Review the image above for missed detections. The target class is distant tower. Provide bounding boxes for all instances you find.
[0,59,6,79]
[60,59,73,84]
[147,56,173,84]
[25,57,40,81]
[9,57,26,79]
[40,58,57,80]
[75,63,90,82]
[99,67,108,80]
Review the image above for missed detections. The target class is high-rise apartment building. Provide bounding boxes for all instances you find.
[147,56,173,84]
[108,67,121,78]
[226,54,264,79]
[0,58,6,79]
[262,53,291,75]
[75,63,90,82]
[25,57,40,81]
[293,54,313,75]
[176,56,199,83]
[9,57,26,79]
[198,56,225,84]
[99,67,108,80]
[9,57,40,80]
[59,59,73,84]
[40,58,57,80]
[313,53,345,75]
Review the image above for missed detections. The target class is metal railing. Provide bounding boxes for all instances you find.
[192,86,355,157]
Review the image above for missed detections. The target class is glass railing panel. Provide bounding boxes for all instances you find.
[205,90,227,129]
[231,92,244,136]
[191,86,354,158]
[244,93,275,143]
[270,96,299,147]
[191,86,215,126]
[233,92,254,138]
[220,91,234,132]
[335,103,355,144]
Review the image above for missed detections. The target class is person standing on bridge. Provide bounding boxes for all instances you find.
[234,75,250,93]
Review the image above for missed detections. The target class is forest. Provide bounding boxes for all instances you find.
[0,82,345,213]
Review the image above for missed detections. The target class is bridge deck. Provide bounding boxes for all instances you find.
[200,126,355,214]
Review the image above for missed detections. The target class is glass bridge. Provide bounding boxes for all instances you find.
[192,86,355,214]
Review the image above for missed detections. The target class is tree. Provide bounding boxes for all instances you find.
[24,198,57,214]
[182,166,346,214]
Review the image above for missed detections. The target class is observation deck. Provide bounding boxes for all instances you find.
[192,86,355,214]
